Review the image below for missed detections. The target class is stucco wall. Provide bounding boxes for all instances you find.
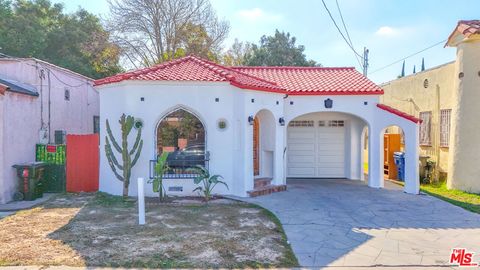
[98,80,421,196]
[380,62,456,176]
[448,39,480,193]
[98,81,285,197]
[0,59,99,203]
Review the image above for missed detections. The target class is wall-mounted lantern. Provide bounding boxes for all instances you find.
[324,98,333,109]
[248,115,254,125]
[279,117,285,126]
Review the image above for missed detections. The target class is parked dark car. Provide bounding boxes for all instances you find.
[166,144,206,168]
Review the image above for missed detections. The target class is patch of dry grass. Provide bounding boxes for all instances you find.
[0,193,297,268]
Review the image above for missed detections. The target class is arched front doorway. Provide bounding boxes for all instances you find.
[156,108,206,174]
[252,109,276,179]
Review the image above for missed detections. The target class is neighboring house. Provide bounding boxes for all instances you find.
[95,55,421,198]
[380,20,480,193]
[0,57,99,203]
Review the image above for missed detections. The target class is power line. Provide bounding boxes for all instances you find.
[369,39,447,74]
[321,0,363,60]
[335,0,363,69]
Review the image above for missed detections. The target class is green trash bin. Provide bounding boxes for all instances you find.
[12,162,47,201]
[43,164,66,193]
[35,144,66,193]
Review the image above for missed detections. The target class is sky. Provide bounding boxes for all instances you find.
[52,0,480,84]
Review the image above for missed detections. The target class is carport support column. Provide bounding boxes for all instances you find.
[404,125,420,194]
[368,125,383,188]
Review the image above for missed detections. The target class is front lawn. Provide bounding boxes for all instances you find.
[0,193,298,268]
[420,181,480,214]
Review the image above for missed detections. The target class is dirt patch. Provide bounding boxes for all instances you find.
[0,193,297,268]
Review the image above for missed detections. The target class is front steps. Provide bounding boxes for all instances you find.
[247,178,287,197]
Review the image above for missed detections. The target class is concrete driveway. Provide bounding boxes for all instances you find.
[242,179,480,268]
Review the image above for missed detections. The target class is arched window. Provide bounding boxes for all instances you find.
[156,109,206,174]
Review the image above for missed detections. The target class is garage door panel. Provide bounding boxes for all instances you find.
[288,167,315,176]
[317,163,344,169]
[288,131,315,139]
[318,168,345,178]
[318,144,345,152]
[317,132,344,138]
[288,155,315,163]
[288,120,346,178]
[317,155,344,163]
[289,143,315,151]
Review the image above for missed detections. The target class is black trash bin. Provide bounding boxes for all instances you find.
[12,162,47,201]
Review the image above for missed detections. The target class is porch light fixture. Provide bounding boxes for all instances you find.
[279,117,285,126]
[248,115,254,125]
[324,98,333,109]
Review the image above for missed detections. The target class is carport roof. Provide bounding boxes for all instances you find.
[94,55,384,95]
[377,103,422,123]
[0,74,38,96]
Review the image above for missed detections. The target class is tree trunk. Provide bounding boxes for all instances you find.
[123,181,128,197]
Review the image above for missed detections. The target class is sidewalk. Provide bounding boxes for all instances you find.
[0,193,56,211]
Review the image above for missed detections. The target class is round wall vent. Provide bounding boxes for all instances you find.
[423,79,429,88]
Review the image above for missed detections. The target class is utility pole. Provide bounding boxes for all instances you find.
[363,47,369,77]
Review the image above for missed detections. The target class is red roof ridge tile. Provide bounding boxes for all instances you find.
[188,56,281,86]
[377,103,422,124]
[232,66,355,71]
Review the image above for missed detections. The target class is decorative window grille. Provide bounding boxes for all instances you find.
[440,109,451,147]
[328,120,344,127]
[419,111,432,146]
[289,120,314,127]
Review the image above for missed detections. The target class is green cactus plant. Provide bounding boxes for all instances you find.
[105,114,143,197]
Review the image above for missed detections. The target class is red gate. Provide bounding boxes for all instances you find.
[66,134,99,192]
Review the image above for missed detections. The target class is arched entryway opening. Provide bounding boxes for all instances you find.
[156,108,206,175]
[287,111,368,180]
[380,125,406,187]
[253,109,276,181]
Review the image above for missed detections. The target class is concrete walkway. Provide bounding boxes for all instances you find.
[0,193,56,219]
[241,179,480,268]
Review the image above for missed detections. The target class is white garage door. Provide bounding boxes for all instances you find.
[287,120,345,178]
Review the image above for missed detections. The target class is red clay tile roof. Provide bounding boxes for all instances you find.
[94,55,285,93]
[231,66,384,95]
[94,55,384,95]
[377,104,422,124]
[446,20,480,46]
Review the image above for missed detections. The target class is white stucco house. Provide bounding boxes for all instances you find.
[0,57,99,203]
[95,55,421,198]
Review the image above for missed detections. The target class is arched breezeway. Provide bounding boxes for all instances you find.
[285,109,419,194]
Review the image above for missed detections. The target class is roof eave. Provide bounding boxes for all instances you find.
[287,90,384,96]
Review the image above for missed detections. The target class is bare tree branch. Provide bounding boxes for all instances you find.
[107,0,229,67]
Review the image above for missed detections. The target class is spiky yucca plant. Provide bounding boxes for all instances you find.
[105,114,143,197]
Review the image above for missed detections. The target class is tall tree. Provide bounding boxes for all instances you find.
[0,0,122,79]
[222,39,253,66]
[244,30,318,67]
[107,0,230,68]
